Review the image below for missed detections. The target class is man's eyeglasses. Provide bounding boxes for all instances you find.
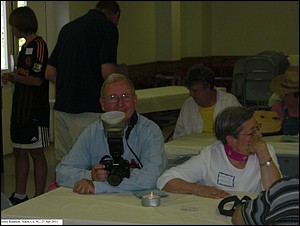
[239,124,262,137]
[104,93,133,104]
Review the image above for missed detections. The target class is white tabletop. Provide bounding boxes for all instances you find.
[165,133,299,161]
[135,86,189,114]
[1,187,258,225]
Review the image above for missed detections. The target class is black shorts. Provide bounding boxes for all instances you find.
[10,123,39,144]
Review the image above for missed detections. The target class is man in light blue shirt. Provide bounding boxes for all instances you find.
[56,73,167,194]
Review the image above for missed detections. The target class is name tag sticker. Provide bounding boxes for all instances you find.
[217,172,235,187]
[25,48,33,55]
[33,63,42,72]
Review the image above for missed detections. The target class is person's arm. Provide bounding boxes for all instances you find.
[157,149,229,199]
[55,122,109,189]
[173,98,199,139]
[172,110,185,140]
[232,205,246,225]
[45,64,57,83]
[248,139,281,189]
[117,63,128,76]
[7,72,44,86]
[162,178,229,198]
[163,178,198,194]
[100,21,127,79]
[101,63,128,79]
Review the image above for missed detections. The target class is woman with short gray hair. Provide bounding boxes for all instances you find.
[157,106,282,199]
[215,107,254,144]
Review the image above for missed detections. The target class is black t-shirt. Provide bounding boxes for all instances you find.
[48,9,119,113]
[11,36,49,127]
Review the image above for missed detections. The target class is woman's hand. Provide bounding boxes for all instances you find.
[246,137,268,157]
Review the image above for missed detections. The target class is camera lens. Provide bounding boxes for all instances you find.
[108,172,122,186]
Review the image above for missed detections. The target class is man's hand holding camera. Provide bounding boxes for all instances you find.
[73,163,109,194]
[92,163,109,181]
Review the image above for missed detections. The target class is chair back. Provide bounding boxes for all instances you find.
[242,56,276,108]
[257,51,289,74]
[231,57,248,99]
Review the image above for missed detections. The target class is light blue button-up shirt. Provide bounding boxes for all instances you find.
[56,113,167,193]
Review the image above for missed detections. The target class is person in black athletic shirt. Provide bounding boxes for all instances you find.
[2,6,49,205]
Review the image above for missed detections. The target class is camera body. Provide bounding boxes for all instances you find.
[100,111,132,186]
[100,157,130,186]
[100,130,130,186]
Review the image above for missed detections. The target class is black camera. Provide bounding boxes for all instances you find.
[100,129,130,186]
[100,111,132,186]
[100,157,130,186]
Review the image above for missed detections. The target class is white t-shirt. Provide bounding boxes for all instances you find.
[157,141,280,193]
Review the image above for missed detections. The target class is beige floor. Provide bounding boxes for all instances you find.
[1,123,175,200]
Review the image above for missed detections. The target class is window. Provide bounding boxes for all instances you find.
[1,1,27,71]
[1,1,9,70]
[16,1,26,51]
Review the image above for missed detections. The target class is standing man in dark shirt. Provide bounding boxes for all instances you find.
[45,1,127,190]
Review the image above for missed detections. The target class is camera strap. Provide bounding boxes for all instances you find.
[125,111,138,140]
[125,111,143,168]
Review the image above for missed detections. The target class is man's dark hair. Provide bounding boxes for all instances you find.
[96,1,120,13]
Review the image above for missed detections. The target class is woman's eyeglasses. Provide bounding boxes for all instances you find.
[104,93,133,104]
[239,124,262,137]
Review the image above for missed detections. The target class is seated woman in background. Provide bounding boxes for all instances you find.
[173,64,240,140]
[269,69,299,135]
[157,106,282,199]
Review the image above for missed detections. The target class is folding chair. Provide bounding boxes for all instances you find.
[231,57,248,103]
[257,51,289,74]
[242,56,276,109]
